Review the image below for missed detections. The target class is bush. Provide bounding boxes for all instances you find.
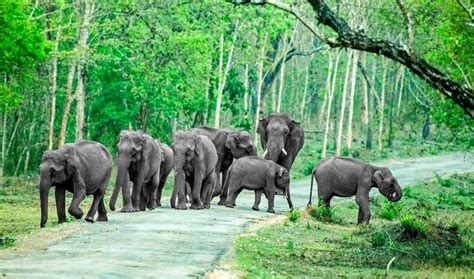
[308,205,341,223]
[399,214,429,240]
[287,208,302,222]
[435,172,454,188]
[378,201,403,220]
[0,236,16,248]
[302,161,315,176]
[369,231,390,248]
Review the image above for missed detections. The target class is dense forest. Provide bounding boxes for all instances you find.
[1,0,473,178]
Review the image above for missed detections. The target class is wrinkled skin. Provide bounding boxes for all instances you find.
[225,157,291,213]
[39,140,112,228]
[109,130,162,212]
[170,131,218,209]
[191,127,256,204]
[311,157,403,224]
[155,142,173,207]
[255,113,304,208]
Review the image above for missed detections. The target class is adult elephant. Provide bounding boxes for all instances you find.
[109,130,162,212]
[256,113,304,208]
[171,131,218,209]
[39,140,112,228]
[191,127,257,205]
[155,142,173,207]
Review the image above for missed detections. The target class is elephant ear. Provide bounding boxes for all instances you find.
[373,170,385,188]
[63,145,79,175]
[257,118,268,149]
[285,120,304,152]
[225,134,238,151]
[131,132,144,152]
[278,166,285,178]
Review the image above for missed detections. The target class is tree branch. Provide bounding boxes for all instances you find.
[395,0,415,59]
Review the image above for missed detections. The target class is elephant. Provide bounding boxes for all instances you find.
[155,142,173,207]
[39,140,112,228]
[170,131,218,210]
[191,127,257,205]
[309,157,403,224]
[109,130,162,212]
[224,157,291,213]
[255,113,304,208]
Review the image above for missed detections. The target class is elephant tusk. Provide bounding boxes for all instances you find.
[262,149,268,158]
[282,148,288,156]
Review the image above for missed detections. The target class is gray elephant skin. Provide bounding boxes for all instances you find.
[155,142,173,207]
[171,131,218,209]
[109,130,162,212]
[225,157,291,213]
[191,127,257,204]
[310,157,403,224]
[39,140,112,228]
[256,112,304,208]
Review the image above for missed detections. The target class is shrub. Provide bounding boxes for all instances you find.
[369,231,390,248]
[435,172,454,188]
[399,214,429,240]
[0,236,16,248]
[302,161,315,176]
[378,201,403,220]
[308,205,341,223]
[286,240,294,250]
[287,208,302,222]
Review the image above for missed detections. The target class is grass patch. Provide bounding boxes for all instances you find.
[234,172,474,277]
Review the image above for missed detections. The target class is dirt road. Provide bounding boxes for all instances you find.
[0,152,472,278]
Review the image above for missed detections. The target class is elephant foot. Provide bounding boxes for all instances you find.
[217,199,226,206]
[225,203,234,208]
[85,216,94,223]
[97,215,108,222]
[121,205,138,213]
[147,201,157,210]
[267,208,276,214]
[252,206,259,211]
[175,203,187,210]
[58,218,66,224]
[68,208,84,219]
[190,203,204,210]
[204,204,210,209]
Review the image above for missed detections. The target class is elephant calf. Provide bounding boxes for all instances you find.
[309,157,403,224]
[225,157,292,213]
[39,140,112,227]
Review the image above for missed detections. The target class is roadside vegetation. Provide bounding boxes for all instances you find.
[234,172,474,277]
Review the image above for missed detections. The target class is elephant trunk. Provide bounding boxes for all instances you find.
[266,136,286,163]
[39,170,51,228]
[109,153,131,211]
[173,170,186,206]
[389,182,403,202]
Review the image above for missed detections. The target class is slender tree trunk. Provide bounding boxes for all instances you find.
[321,51,334,158]
[243,63,249,112]
[300,63,311,120]
[75,65,85,140]
[203,58,212,125]
[378,58,388,151]
[254,32,268,142]
[335,50,353,156]
[271,82,277,112]
[360,52,369,125]
[215,21,239,128]
[0,110,6,178]
[47,11,62,150]
[23,122,35,175]
[276,32,288,113]
[345,50,359,151]
[397,66,405,116]
[366,58,377,149]
[58,60,76,147]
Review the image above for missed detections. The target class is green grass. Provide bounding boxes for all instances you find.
[0,171,174,249]
[234,172,474,278]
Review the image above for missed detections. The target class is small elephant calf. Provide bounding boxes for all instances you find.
[225,157,292,213]
[309,157,403,224]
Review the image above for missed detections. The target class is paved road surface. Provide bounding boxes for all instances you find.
[0,152,472,278]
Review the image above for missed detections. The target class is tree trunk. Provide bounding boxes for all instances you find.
[345,50,359,151]
[47,11,62,150]
[378,58,388,151]
[243,63,249,112]
[366,58,377,149]
[276,32,289,113]
[321,51,334,158]
[397,66,405,116]
[75,65,85,140]
[335,50,353,156]
[203,58,212,125]
[300,63,311,120]
[0,111,6,178]
[254,32,268,142]
[360,52,368,125]
[58,60,77,147]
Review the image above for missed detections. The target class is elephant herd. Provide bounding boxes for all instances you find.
[39,112,403,227]
[39,113,306,227]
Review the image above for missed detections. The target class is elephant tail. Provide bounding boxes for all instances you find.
[307,169,316,208]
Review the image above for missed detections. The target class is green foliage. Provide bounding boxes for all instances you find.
[399,214,429,240]
[0,236,16,249]
[378,200,403,220]
[308,205,341,224]
[435,172,454,187]
[287,208,302,222]
[369,231,390,248]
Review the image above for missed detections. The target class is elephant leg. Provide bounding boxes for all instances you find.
[355,189,371,224]
[97,198,108,222]
[121,173,137,212]
[132,167,148,211]
[147,174,160,210]
[190,173,204,210]
[202,174,215,209]
[156,174,169,207]
[265,176,276,213]
[139,183,149,211]
[68,180,86,219]
[55,186,66,224]
[212,171,222,198]
[252,189,263,211]
[286,186,293,209]
[186,182,192,203]
[85,189,105,222]
[218,168,230,205]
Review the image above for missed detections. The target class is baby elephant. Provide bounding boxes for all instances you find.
[225,157,291,213]
[39,140,112,227]
[309,157,402,224]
